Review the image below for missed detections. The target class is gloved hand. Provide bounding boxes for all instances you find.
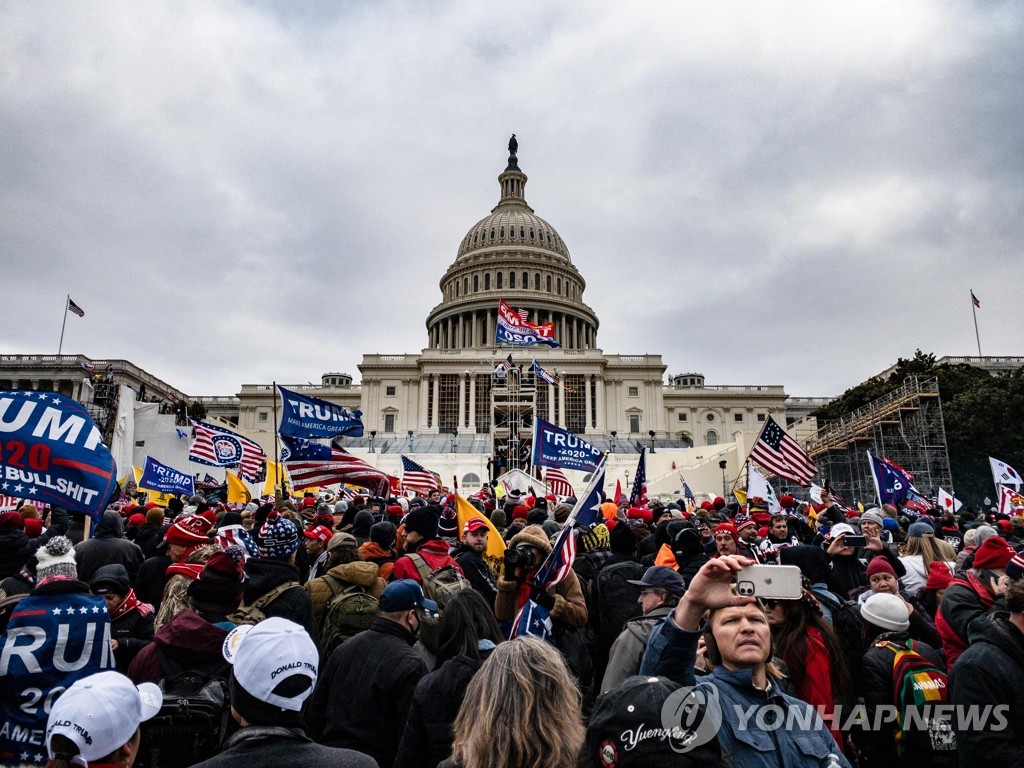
[530,586,556,611]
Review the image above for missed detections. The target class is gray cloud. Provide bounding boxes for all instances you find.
[1,0,1020,398]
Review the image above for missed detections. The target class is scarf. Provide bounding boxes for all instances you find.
[109,588,154,621]
[166,563,204,581]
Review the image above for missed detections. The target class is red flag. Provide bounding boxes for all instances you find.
[614,479,622,505]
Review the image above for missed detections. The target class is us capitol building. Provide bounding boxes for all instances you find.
[1,141,821,495]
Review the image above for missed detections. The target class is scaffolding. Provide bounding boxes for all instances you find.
[491,366,537,473]
[797,376,953,505]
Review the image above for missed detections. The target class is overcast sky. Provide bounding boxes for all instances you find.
[2,1,1021,399]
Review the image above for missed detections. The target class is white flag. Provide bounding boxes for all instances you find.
[747,465,781,514]
[937,487,962,513]
[808,483,824,505]
[990,456,1022,489]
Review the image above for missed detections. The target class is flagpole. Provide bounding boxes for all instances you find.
[971,290,982,357]
[58,294,70,355]
[273,380,284,501]
[867,450,883,506]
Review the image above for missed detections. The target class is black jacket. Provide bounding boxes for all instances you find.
[950,612,1024,768]
[394,655,485,768]
[308,618,427,768]
[133,522,164,559]
[135,554,171,607]
[73,511,144,583]
[192,725,377,768]
[452,543,497,608]
[242,557,319,644]
[858,631,946,768]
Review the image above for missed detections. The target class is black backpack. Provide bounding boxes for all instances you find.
[135,653,232,768]
[591,560,645,653]
[813,588,865,680]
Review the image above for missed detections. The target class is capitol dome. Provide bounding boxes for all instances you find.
[426,140,599,351]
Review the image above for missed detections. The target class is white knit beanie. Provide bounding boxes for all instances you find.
[34,535,77,580]
[862,592,910,633]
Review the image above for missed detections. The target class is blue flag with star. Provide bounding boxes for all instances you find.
[512,599,554,643]
[0,390,118,523]
[0,592,113,765]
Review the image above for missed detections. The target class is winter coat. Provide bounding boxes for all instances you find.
[242,557,319,644]
[127,609,231,684]
[108,605,155,673]
[827,547,905,601]
[358,542,396,581]
[394,654,486,768]
[601,604,673,693]
[494,525,587,630]
[73,511,144,583]
[192,725,378,768]
[307,617,427,768]
[133,523,163,559]
[305,561,386,628]
[936,573,1003,667]
[391,539,462,583]
[451,543,497,608]
[900,556,955,598]
[857,631,946,768]
[135,554,171,608]
[640,613,850,767]
[950,612,1024,768]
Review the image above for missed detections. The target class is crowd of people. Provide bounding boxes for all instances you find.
[1,482,1022,767]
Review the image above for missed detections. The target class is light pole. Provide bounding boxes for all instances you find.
[624,469,631,490]
[648,430,656,454]
[369,430,377,454]
[610,431,617,453]
[719,459,728,498]
[407,429,414,453]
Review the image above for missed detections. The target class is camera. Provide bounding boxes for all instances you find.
[504,544,538,572]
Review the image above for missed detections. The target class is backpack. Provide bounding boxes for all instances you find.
[591,560,644,653]
[135,653,231,768]
[880,639,957,763]
[813,589,865,680]
[228,581,299,626]
[319,575,379,654]
[407,552,471,653]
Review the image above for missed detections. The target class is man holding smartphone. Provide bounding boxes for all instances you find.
[641,555,850,766]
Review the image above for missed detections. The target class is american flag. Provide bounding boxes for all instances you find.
[534,519,577,588]
[189,421,268,482]
[285,440,392,493]
[545,467,573,497]
[971,290,981,308]
[628,448,648,506]
[401,455,442,495]
[514,306,530,323]
[681,477,696,510]
[501,354,515,372]
[67,298,85,317]
[749,416,817,487]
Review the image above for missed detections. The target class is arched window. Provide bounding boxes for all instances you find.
[546,275,552,292]
[522,272,528,288]
[497,272,503,289]
[490,229,495,240]
[534,273,540,290]
[454,282,459,297]
[484,273,491,290]
[510,272,516,288]
[557,277,562,294]
[473,275,479,292]
[706,430,719,446]
[464,277,468,295]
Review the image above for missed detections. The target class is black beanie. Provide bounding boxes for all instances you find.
[527,509,548,526]
[89,564,131,597]
[0,512,33,578]
[610,523,637,555]
[673,528,704,559]
[403,508,439,540]
[370,521,397,548]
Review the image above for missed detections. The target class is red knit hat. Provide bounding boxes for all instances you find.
[165,515,213,546]
[700,501,714,511]
[974,536,1016,570]
[866,556,897,579]
[714,523,738,542]
[512,505,530,521]
[23,518,43,538]
[925,561,954,591]
[779,495,796,509]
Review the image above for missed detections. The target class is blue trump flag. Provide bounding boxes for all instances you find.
[0,390,117,522]
[278,386,364,439]
[531,418,604,473]
[866,451,913,505]
[139,455,194,497]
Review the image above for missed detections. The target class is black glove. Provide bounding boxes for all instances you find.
[530,586,555,611]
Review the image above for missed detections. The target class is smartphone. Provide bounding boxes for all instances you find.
[842,535,867,548]
[736,565,803,600]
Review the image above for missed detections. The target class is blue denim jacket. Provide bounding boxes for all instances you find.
[640,612,851,768]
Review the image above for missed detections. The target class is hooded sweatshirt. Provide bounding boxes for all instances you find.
[74,511,144,583]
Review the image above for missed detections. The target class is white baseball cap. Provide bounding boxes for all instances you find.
[222,617,318,711]
[46,672,161,763]
[830,523,855,539]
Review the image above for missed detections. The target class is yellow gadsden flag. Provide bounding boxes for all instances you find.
[454,493,506,574]
[262,461,287,497]
[227,471,251,504]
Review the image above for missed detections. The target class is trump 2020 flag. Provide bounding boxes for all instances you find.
[495,299,560,348]
[866,451,913,505]
[139,455,195,497]
[278,385,364,439]
[531,418,604,473]
[990,456,1021,489]
[0,390,117,522]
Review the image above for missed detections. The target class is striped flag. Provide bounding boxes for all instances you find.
[545,467,573,497]
[515,307,530,323]
[971,290,980,308]
[401,455,442,495]
[501,354,515,372]
[748,415,817,487]
[189,421,268,482]
[284,438,392,493]
[681,476,696,510]
[67,298,85,317]
[628,447,648,506]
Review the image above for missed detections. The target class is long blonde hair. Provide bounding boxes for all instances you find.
[449,637,584,768]
[904,535,956,570]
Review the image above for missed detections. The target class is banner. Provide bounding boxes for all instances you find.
[495,299,559,348]
[0,390,118,522]
[227,471,252,504]
[866,451,913,506]
[278,386,364,439]
[189,421,268,482]
[990,456,1021,489]
[531,418,604,472]
[139,455,194,497]
[998,485,1024,517]
[747,465,781,514]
